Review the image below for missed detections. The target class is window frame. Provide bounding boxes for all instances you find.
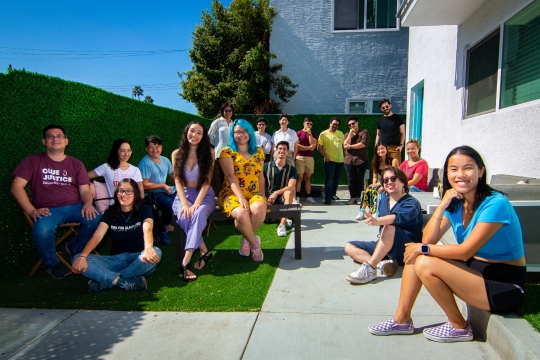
[346,97,387,114]
[462,0,540,119]
[332,0,401,33]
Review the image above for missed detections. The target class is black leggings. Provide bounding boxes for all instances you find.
[467,258,526,313]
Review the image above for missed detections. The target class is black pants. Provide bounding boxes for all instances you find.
[344,162,368,198]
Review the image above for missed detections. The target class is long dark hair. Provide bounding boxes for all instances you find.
[106,138,131,170]
[173,121,213,190]
[372,142,393,177]
[442,146,502,213]
[109,178,143,220]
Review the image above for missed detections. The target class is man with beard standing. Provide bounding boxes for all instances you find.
[375,99,405,163]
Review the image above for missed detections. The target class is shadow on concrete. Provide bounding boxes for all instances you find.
[1,309,145,359]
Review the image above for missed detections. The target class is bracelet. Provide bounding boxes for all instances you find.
[79,255,87,258]
[432,215,442,221]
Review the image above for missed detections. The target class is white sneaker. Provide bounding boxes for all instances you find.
[285,219,293,228]
[292,199,302,207]
[347,262,377,284]
[377,259,399,277]
[355,210,365,221]
[277,224,287,237]
[306,197,316,203]
[295,196,300,203]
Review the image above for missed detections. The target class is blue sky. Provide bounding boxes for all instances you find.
[0,0,232,114]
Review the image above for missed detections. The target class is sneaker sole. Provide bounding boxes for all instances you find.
[346,275,376,284]
[382,261,399,277]
[423,332,473,343]
[369,327,414,336]
[46,269,71,280]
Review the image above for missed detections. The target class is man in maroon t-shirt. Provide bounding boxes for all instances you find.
[295,117,318,204]
[11,124,101,280]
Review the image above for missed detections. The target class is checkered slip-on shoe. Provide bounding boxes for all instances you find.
[369,318,414,336]
[423,322,473,343]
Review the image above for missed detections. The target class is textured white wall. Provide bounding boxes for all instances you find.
[269,0,409,114]
[406,0,540,179]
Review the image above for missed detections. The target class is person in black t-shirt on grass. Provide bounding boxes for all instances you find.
[72,178,162,293]
[375,99,405,164]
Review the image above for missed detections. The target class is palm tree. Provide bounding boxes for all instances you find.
[132,86,144,100]
[144,95,154,104]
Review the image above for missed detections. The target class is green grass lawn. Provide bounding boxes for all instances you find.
[0,222,289,312]
[519,283,540,332]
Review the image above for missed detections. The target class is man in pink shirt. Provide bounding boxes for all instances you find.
[295,117,318,203]
[11,124,101,280]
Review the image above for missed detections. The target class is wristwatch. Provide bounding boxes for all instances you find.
[421,244,430,255]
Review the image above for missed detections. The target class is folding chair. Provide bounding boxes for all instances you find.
[22,210,79,276]
[14,186,80,276]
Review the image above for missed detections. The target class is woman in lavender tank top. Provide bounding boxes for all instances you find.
[172,121,216,282]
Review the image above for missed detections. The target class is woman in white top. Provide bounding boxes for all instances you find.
[88,139,144,206]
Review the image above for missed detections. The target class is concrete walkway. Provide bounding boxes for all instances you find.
[1,200,538,359]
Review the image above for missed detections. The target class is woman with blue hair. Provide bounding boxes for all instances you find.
[218,119,266,262]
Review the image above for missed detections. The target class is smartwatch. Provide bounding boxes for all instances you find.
[421,244,430,255]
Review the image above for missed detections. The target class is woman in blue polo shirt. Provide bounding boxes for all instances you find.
[368,145,526,343]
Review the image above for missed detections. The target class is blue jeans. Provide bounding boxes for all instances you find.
[74,247,162,288]
[32,203,101,267]
[155,191,176,226]
[324,161,344,200]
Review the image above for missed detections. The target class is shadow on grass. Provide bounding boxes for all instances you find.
[0,222,288,313]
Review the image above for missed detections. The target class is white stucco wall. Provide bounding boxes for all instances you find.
[406,0,540,179]
[269,0,409,114]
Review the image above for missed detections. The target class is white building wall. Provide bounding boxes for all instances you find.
[407,0,540,179]
[269,0,409,114]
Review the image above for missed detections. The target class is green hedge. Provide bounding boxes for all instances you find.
[237,114,406,185]
[0,69,209,273]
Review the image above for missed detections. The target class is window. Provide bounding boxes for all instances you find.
[465,29,500,117]
[334,0,398,31]
[346,98,385,113]
[500,0,540,108]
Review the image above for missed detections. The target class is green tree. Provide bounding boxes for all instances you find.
[132,86,144,100]
[179,0,297,118]
[144,95,154,103]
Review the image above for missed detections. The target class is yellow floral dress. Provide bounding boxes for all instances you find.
[218,146,267,216]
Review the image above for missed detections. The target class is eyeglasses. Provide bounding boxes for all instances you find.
[305,123,313,126]
[118,189,134,195]
[224,109,233,113]
[381,105,390,110]
[45,134,66,140]
[382,176,398,184]
[119,149,132,154]
[234,130,248,136]
[348,122,356,127]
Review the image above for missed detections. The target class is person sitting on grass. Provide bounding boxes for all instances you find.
[219,119,266,262]
[356,142,399,221]
[172,121,216,282]
[263,141,298,237]
[72,178,162,293]
[345,166,423,284]
[368,146,526,343]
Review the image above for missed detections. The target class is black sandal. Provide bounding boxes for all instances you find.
[181,263,197,282]
[194,251,213,270]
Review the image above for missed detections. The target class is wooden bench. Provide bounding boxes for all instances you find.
[174,203,302,261]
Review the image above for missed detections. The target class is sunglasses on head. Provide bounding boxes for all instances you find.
[382,176,398,184]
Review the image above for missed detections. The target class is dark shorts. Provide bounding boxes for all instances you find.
[467,258,526,313]
[348,226,413,265]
